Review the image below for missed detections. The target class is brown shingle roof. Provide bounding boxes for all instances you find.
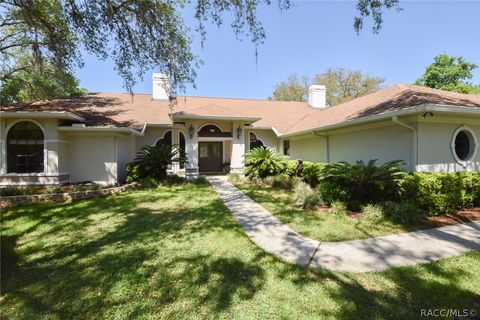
[1,84,479,134]
[283,84,480,135]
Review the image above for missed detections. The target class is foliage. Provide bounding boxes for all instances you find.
[140,176,160,189]
[47,186,64,194]
[194,176,209,185]
[354,0,401,33]
[228,173,241,184]
[270,68,385,105]
[270,74,310,101]
[284,160,299,177]
[383,201,426,225]
[88,183,102,191]
[415,53,480,94]
[293,181,317,209]
[131,144,187,180]
[303,192,323,210]
[125,163,142,184]
[0,186,24,197]
[401,172,480,216]
[302,162,325,188]
[330,200,348,216]
[313,68,385,106]
[0,58,87,103]
[270,174,296,190]
[361,203,384,221]
[320,159,405,209]
[244,147,285,179]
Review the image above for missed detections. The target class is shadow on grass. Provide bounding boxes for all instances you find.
[1,184,479,319]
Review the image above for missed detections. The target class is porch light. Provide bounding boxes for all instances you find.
[188,124,195,138]
[237,126,242,139]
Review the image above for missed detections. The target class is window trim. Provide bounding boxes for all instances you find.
[451,125,478,166]
[153,129,173,146]
[249,132,265,150]
[5,119,46,174]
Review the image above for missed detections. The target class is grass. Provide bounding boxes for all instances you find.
[1,183,480,319]
[236,182,445,242]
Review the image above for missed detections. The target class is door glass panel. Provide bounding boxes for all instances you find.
[199,144,208,158]
[212,143,221,158]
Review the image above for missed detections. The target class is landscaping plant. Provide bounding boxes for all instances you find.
[128,145,187,181]
[244,147,285,179]
[320,159,405,209]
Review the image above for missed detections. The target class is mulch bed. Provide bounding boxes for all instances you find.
[427,207,480,227]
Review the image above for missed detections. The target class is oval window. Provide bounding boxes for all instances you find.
[452,127,477,164]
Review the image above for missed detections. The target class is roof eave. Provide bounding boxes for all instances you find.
[172,114,261,122]
[58,126,142,136]
[0,111,85,121]
[279,104,480,138]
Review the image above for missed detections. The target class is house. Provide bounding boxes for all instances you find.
[1,73,479,185]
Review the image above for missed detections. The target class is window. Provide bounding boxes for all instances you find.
[283,140,290,156]
[7,121,44,173]
[179,131,186,169]
[249,132,264,150]
[156,131,172,147]
[198,124,224,137]
[452,126,477,164]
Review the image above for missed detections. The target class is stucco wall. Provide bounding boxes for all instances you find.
[136,126,171,148]
[289,136,328,162]
[68,135,117,185]
[328,124,413,169]
[248,129,280,152]
[417,121,480,172]
[117,136,136,182]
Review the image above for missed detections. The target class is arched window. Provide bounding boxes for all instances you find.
[7,121,44,173]
[179,131,186,169]
[249,132,264,150]
[155,131,172,147]
[198,124,223,137]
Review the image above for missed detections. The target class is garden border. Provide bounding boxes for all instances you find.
[0,183,139,209]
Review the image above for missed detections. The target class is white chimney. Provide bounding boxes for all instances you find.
[152,73,170,101]
[308,85,326,109]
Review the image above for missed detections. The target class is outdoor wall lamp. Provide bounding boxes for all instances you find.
[237,126,242,139]
[188,124,195,139]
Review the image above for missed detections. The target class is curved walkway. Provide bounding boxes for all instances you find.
[207,176,480,272]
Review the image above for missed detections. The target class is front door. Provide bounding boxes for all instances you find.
[198,142,223,173]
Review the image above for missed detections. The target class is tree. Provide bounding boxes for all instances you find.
[415,54,480,94]
[0,55,87,103]
[271,68,385,105]
[1,0,399,96]
[270,74,309,101]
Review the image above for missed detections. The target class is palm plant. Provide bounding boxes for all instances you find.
[320,159,405,208]
[132,145,187,180]
[244,147,285,179]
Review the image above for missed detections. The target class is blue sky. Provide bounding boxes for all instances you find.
[76,0,480,99]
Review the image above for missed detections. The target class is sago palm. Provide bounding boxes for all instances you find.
[133,145,187,180]
[244,147,285,179]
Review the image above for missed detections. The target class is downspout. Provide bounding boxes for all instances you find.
[313,131,330,163]
[392,116,417,172]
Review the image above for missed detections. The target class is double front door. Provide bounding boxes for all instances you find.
[198,142,223,173]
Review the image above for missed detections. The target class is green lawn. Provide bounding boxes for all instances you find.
[1,183,479,319]
[236,183,436,242]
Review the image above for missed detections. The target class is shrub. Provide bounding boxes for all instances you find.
[72,184,84,192]
[47,186,64,194]
[89,183,101,191]
[284,160,298,177]
[160,175,187,185]
[126,163,142,183]
[383,201,426,225]
[271,174,296,190]
[244,147,285,179]
[303,192,323,210]
[361,204,384,221]
[401,172,480,216]
[131,145,187,180]
[331,201,347,216]
[141,176,160,188]
[194,176,209,185]
[293,181,314,202]
[0,186,24,196]
[22,186,40,195]
[302,162,325,188]
[227,173,241,184]
[321,159,405,210]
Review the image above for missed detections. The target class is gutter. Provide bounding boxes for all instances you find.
[392,116,417,171]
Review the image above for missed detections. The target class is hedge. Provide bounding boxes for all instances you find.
[400,172,480,216]
[283,159,325,187]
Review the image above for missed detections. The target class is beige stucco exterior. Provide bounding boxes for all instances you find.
[1,108,479,185]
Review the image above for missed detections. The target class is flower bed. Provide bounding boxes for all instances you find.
[0,183,138,209]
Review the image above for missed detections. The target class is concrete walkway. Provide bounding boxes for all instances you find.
[207,176,480,272]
